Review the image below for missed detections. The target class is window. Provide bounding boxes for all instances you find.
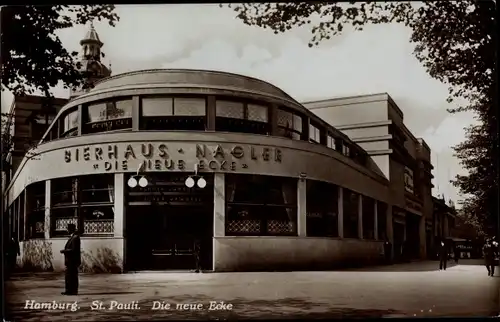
[88,100,132,122]
[26,182,46,239]
[141,96,206,131]
[142,97,173,116]
[174,98,206,116]
[51,175,115,237]
[80,175,114,204]
[51,208,79,237]
[362,196,375,240]
[343,189,359,238]
[61,110,78,137]
[85,100,132,133]
[51,177,79,237]
[247,104,268,122]
[81,206,114,235]
[309,124,321,143]
[216,100,244,119]
[335,138,343,152]
[215,100,269,135]
[52,177,79,206]
[327,135,335,149]
[342,143,350,157]
[225,174,297,236]
[377,202,387,240]
[277,108,302,140]
[306,180,338,237]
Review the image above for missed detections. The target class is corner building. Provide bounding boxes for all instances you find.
[6,69,406,272]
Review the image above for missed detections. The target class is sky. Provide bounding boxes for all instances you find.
[2,4,478,204]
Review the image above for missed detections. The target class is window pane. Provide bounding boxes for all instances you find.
[277,109,293,128]
[343,189,359,238]
[309,124,320,142]
[225,174,297,236]
[174,98,206,116]
[80,175,114,204]
[107,100,132,120]
[362,196,375,240]
[87,103,107,122]
[82,206,114,235]
[293,115,302,132]
[142,97,173,116]
[306,180,338,237]
[247,104,268,122]
[216,100,244,119]
[327,135,335,148]
[63,111,79,132]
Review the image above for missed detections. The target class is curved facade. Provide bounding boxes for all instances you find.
[5,69,394,272]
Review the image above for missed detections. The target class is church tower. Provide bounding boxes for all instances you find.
[70,23,111,99]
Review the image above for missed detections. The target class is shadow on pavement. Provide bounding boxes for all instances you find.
[343,261,459,272]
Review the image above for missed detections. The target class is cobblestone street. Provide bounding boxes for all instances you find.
[5,261,499,320]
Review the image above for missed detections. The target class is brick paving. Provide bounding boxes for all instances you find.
[5,261,499,321]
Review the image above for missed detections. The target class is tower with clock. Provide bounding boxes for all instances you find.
[70,22,112,99]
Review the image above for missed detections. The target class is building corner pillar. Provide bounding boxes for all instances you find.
[113,173,125,238]
[338,187,344,238]
[297,178,307,237]
[113,173,125,271]
[213,173,225,272]
[374,200,379,240]
[214,173,225,237]
[44,180,51,239]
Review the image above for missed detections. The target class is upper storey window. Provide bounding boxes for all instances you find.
[327,134,344,153]
[84,99,132,134]
[215,100,269,135]
[309,124,321,144]
[277,108,302,140]
[61,109,79,138]
[141,97,206,131]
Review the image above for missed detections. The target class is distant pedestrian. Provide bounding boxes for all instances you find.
[482,238,496,277]
[60,224,81,295]
[438,240,448,271]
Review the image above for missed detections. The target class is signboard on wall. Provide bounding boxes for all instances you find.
[404,167,414,194]
[62,143,282,173]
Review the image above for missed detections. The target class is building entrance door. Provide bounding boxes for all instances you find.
[125,173,214,272]
[150,205,213,270]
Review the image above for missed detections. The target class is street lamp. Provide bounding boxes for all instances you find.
[127,163,149,188]
[185,164,206,189]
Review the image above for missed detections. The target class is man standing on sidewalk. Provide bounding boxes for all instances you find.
[438,239,448,271]
[483,238,496,277]
[60,224,81,295]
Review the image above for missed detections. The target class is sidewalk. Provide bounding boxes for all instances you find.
[5,261,499,321]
